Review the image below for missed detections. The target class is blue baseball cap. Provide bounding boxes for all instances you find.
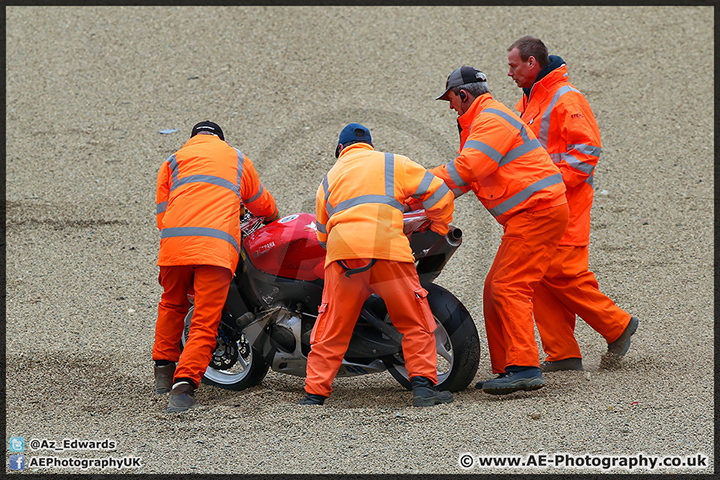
[337,123,372,149]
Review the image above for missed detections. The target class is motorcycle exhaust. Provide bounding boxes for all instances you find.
[412,225,463,282]
[446,226,462,246]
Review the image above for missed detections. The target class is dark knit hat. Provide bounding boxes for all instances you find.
[436,66,488,101]
[191,121,224,140]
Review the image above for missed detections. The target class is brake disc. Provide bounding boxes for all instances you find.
[209,329,239,370]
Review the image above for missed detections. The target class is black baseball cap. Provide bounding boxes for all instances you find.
[436,66,488,101]
[191,121,224,140]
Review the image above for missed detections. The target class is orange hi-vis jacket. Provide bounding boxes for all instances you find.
[156,134,278,272]
[431,93,566,225]
[316,143,454,267]
[515,62,601,245]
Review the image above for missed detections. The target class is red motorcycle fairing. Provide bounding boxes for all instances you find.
[242,213,326,281]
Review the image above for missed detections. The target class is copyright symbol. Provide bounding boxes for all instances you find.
[30,439,40,450]
[459,453,474,469]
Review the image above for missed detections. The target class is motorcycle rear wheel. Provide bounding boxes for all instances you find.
[181,306,270,391]
[384,282,480,392]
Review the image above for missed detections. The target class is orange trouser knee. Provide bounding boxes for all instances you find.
[304,259,437,397]
[484,204,569,374]
[152,265,232,388]
[533,245,631,362]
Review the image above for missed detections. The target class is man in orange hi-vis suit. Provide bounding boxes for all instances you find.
[508,36,639,372]
[298,123,456,407]
[154,121,278,413]
[431,66,569,395]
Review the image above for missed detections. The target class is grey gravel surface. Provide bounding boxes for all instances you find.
[5,5,714,476]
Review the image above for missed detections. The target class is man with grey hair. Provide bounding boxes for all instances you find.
[507,36,639,372]
[429,66,569,395]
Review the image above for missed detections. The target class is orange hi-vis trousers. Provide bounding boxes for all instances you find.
[533,245,632,362]
[484,203,569,374]
[152,265,232,388]
[304,259,438,397]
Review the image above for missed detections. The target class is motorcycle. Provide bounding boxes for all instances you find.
[181,209,480,392]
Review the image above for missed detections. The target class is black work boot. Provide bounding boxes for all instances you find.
[540,357,584,372]
[167,381,199,413]
[475,372,507,390]
[411,376,454,407]
[606,316,640,357]
[481,366,544,395]
[297,393,327,405]
[601,316,640,369]
[154,362,176,394]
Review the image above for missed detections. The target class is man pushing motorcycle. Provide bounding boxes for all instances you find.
[153,121,279,413]
[298,123,457,407]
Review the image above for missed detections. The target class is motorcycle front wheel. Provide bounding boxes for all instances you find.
[181,306,269,391]
[383,282,480,392]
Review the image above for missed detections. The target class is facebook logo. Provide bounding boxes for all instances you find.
[9,455,25,470]
[9,437,25,452]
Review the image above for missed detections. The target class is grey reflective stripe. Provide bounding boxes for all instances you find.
[246,183,265,203]
[328,195,404,217]
[463,139,503,163]
[488,173,563,218]
[168,154,179,185]
[563,153,595,175]
[322,175,331,218]
[384,152,395,196]
[483,108,532,142]
[520,126,531,143]
[319,241,327,249]
[167,151,242,198]
[569,143,601,158]
[317,222,327,234]
[234,148,245,186]
[446,161,468,187]
[160,226,240,255]
[324,153,404,218]
[451,187,465,197]
[549,152,595,175]
[465,108,537,167]
[322,176,330,199]
[156,201,167,215]
[422,182,450,210]
[585,176,594,188]
[499,138,543,167]
[483,108,524,131]
[170,174,242,200]
[413,171,435,197]
[538,85,580,148]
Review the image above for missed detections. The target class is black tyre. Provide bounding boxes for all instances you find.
[384,282,480,392]
[181,306,269,391]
